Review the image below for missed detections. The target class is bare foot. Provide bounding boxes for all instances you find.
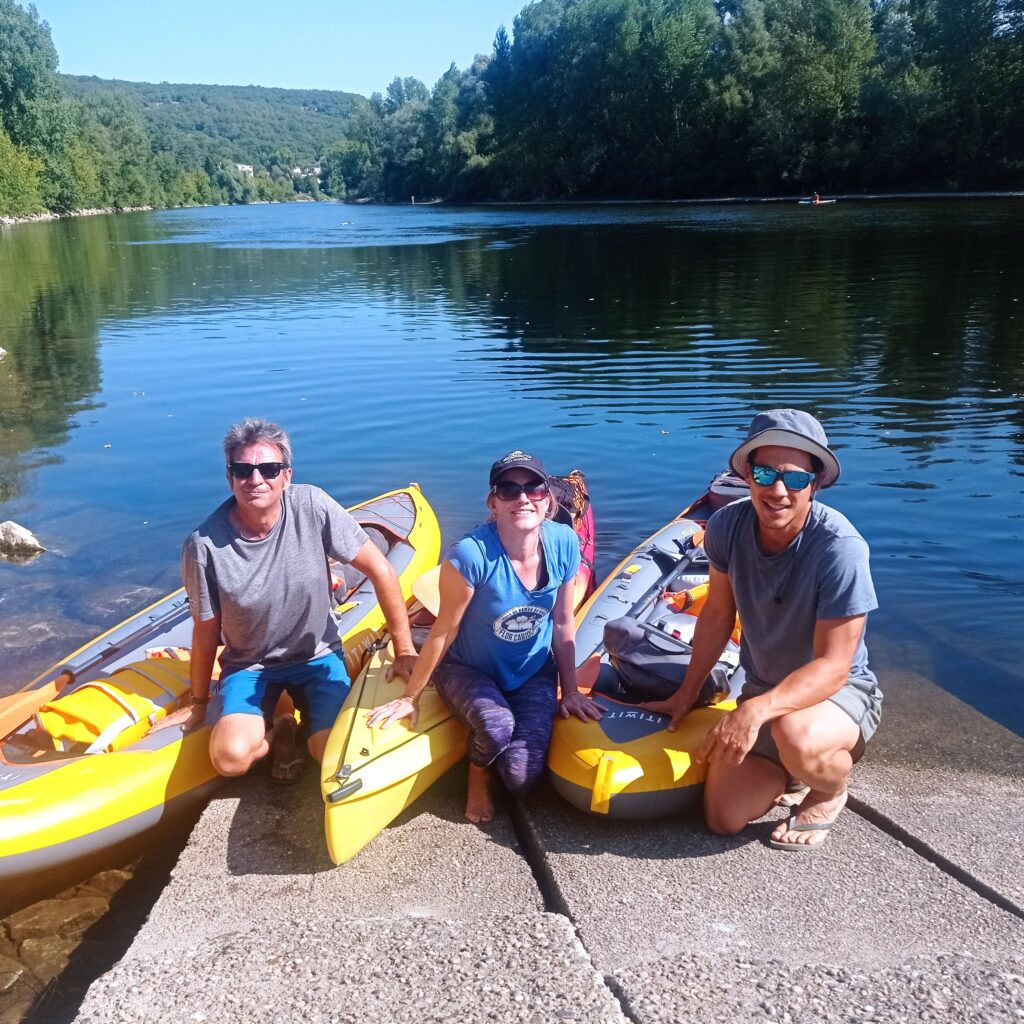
[770,789,848,850]
[773,783,810,808]
[465,763,494,823]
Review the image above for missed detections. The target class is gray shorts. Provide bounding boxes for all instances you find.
[740,677,882,768]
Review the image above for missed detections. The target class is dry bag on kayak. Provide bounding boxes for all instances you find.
[602,615,736,705]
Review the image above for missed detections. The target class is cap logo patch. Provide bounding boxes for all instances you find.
[500,451,534,465]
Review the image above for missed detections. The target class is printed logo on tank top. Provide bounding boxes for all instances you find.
[493,605,547,643]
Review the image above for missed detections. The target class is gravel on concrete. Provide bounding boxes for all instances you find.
[621,951,1024,1024]
[128,765,544,958]
[520,784,1024,970]
[73,769,627,1024]
[75,914,629,1024]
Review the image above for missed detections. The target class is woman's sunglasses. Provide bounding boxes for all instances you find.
[228,461,289,480]
[492,480,549,501]
[750,464,815,491]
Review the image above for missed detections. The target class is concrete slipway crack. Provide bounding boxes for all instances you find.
[847,795,1024,923]
[508,797,642,1024]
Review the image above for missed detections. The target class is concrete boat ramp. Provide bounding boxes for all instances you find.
[71,651,1024,1024]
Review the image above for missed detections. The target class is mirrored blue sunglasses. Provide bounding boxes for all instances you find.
[750,464,815,491]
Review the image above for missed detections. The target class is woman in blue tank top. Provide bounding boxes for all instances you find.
[366,451,603,822]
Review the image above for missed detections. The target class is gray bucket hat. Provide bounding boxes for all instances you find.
[729,409,841,488]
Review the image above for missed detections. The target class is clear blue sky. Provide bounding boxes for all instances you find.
[37,0,525,97]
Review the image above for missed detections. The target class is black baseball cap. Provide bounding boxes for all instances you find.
[488,450,548,487]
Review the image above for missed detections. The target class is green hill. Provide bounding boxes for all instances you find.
[61,75,365,168]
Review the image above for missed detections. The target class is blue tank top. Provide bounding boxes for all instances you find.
[446,520,581,692]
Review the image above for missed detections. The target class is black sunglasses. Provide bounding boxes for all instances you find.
[492,479,549,501]
[228,461,289,480]
[750,464,814,491]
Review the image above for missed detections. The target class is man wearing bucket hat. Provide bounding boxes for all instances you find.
[644,409,881,850]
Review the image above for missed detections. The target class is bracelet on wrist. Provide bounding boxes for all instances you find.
[189,694,210,707]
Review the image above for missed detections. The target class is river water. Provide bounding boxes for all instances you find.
[1,200,1021,734]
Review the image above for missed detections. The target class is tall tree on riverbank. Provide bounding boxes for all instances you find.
[0,0,76,208]
[0,124,42,213]
[718,0,876,190]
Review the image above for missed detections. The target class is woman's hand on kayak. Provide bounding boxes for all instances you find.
[638,697,694,732]
[365,695,418,730]
[559,690,604,721]
[151,703,206,734]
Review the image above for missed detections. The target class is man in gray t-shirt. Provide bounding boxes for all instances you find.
[156,418,416,783]
[644,409,882,851]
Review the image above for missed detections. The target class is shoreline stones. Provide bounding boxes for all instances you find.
[0,206,153,229]
[0,867,134,1024]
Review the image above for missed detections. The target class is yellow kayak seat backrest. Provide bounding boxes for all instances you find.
[35,660,191,754]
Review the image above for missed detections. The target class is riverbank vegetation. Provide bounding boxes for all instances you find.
[1,0,1022,218]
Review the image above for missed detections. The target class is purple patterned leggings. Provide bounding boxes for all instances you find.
[432,655,558,795]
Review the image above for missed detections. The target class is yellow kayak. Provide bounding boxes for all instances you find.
[322,470,596,864]
[321,638,469,865]
[548,471,749,818]
[0,485,440,883]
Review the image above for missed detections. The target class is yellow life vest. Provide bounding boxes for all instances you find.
[35,660,190,753]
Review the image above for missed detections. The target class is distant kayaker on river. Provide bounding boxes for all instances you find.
[154,417,417,783]
[365,451,602,822]
[643,409,882,850]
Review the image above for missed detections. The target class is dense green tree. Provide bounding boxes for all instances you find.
[0,1,77,207]
[0,0,60,147]
[382,76,430,115]
[321,138,375,198]
[73,92,157,207]
[0,123,42,214]
[377,98,432,200]
[447,55,499,198]
[860,0,939,186]
[712,0,876,189]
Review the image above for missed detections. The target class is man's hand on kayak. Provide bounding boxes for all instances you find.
[151,703,206,735]
[386,652,418,683]
[639,694,696,732]
[697,701,763,766]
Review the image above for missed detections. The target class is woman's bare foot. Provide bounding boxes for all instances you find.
[465,763,495,823]
[770,789,848,850]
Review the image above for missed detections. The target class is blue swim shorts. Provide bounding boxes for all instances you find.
[218,651,350,736]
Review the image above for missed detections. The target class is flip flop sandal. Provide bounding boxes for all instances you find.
[270,754,306,785]
[269,715,305,784]
[768,815,835,852]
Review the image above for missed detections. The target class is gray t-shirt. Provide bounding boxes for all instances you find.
[181,484,369,670]
[703,498,879,700]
